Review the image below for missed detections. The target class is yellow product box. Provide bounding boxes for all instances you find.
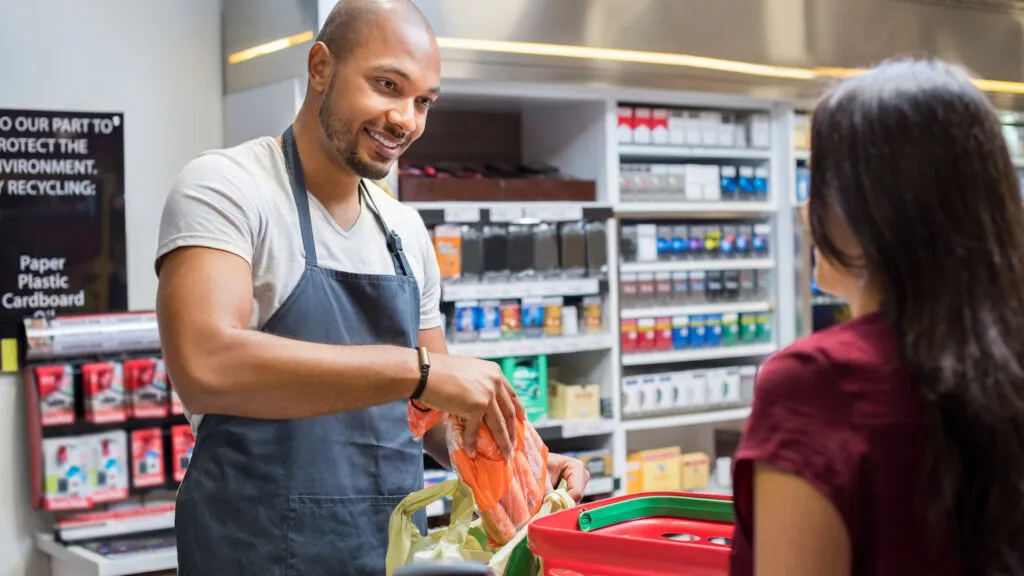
[680,451,711,491]
[626,447,681,494]
[548,380,602,421]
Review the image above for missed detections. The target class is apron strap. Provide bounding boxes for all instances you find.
[361,181,414,278]
[281,125,318,268]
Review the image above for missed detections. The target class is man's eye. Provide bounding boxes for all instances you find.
[417,98,434,109]
[378,79,396,91]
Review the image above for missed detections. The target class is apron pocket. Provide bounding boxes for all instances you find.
[284,494,404,576]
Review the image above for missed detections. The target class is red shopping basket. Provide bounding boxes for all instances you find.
[527,491,734,576]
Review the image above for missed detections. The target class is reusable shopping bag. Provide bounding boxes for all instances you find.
[385,477,576,576]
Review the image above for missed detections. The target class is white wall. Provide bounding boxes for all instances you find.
[0,1,223,575]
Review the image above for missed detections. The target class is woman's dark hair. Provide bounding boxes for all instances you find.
[809,58,1024,574]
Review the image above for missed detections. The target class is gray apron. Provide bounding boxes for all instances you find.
[175,125,426,575]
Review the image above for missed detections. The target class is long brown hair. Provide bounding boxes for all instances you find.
[809,59,1024,574]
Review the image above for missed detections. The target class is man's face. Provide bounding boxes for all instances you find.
[318,13,440,180]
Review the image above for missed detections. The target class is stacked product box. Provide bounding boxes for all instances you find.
[620,268,771,308]
[448,296,605,343]
[620,221,772,263]
[620,163,769,204]
[32,359,193,511]
[621,311,772,355]
[617,105,772,149]
[621,365,758,418]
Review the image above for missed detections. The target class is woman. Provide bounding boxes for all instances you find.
[730,59,1024,576]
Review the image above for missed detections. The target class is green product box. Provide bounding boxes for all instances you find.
[722,312,740,346]
[756,313,772,343]
[500,355,549,422]
[739,313,758,344]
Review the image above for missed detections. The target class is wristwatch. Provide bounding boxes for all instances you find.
[410,346,431,411]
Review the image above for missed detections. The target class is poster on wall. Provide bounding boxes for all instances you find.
[0,109,128,348]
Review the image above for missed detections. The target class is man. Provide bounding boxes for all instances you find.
[155,0,589,573]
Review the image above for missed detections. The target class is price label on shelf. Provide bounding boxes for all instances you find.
[523,204,583,222]
[443,206,481,223]
[489,205,524,222]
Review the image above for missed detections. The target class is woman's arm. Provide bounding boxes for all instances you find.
[754,462,852,576]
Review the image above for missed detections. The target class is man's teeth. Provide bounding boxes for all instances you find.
[368,130,400,149]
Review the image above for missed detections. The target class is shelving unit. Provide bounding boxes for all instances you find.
[397,82,802,501]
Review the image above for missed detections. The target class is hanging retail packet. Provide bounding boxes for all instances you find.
[408,402,552,546]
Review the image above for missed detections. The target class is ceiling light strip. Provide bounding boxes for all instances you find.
[226,32,1024,95]
[436,37,816,80]
[227,30,315,65]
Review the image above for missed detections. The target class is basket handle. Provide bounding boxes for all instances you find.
[577,495,735,532]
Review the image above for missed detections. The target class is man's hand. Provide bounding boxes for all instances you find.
[547,453,590,503]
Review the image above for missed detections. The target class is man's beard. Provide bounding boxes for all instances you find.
[318,79,391,180]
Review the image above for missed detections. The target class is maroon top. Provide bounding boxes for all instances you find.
[729,313,962,576]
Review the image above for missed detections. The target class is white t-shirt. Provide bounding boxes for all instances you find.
[156,136,441,433]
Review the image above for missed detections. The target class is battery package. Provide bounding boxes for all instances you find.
[688,225,705,258]
[706,271,724,302]
[736,224,753,257]
[432,224,463,281]
[753,223,771,257]
[131,428,166,488]
[507,224,535,278]
[533,223,559,277]
[89,430,129,503]
[35,364,75,426]
[559,221,588,276]
[43,437,92,510]
[453,301,480,342]
[723,271,741,300]
[671,225,688,260]
[738,166,756,200]
[656,226,673,260]
[82,361,126,424]
[585,221,608,276]
[479,300,502,341]
[500,300,521,339]
[123,358,169,419]
[172,425,196,483]
[720,225,737,258]
[482,225,509,279]
[460,225,483,281]
[521,297,546,338]
[620,225,638,262]
[720,165,738,201]
[703,225,723,259]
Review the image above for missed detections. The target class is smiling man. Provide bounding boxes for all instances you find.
[155,0,587,574]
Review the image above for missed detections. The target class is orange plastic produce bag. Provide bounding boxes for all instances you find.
[408,402,551,547]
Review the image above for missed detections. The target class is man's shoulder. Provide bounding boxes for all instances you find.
[175,136,280,188]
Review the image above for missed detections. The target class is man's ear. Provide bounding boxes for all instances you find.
[307,41,334,94]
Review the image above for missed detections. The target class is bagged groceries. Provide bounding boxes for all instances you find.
[385,477,575,576]
[407,401,552,546]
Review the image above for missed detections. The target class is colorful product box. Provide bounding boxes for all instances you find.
[123,358,169,419]
[131,428,165,488]
[82,361,126,424]
[35,363,75,426]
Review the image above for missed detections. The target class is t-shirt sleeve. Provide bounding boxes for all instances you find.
[155,153,262,274]
[733,346,866,538]
[416,218,443,330]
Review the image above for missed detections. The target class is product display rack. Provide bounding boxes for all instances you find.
[22,311,183,576]
[386,79,803,501]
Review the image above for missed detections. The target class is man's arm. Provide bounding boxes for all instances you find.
[158,246,423,418]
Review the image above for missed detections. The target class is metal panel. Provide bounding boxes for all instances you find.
[224,0,1024,106]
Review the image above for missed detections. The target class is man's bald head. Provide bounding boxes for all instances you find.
[316,0,435,62]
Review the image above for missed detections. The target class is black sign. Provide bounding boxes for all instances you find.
[0,109,127,340]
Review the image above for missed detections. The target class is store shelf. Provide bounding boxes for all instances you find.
[37,533,176,576]
[619,258,776,274]
[622,407,752,431]
[615,201,776,215]
[619,144,772,160]
[533,418,618,440]
[442,277,600,302]
[622,343,777,367]
[447,333,614,358]
[620,301,772,320]
[406,201,614,225]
